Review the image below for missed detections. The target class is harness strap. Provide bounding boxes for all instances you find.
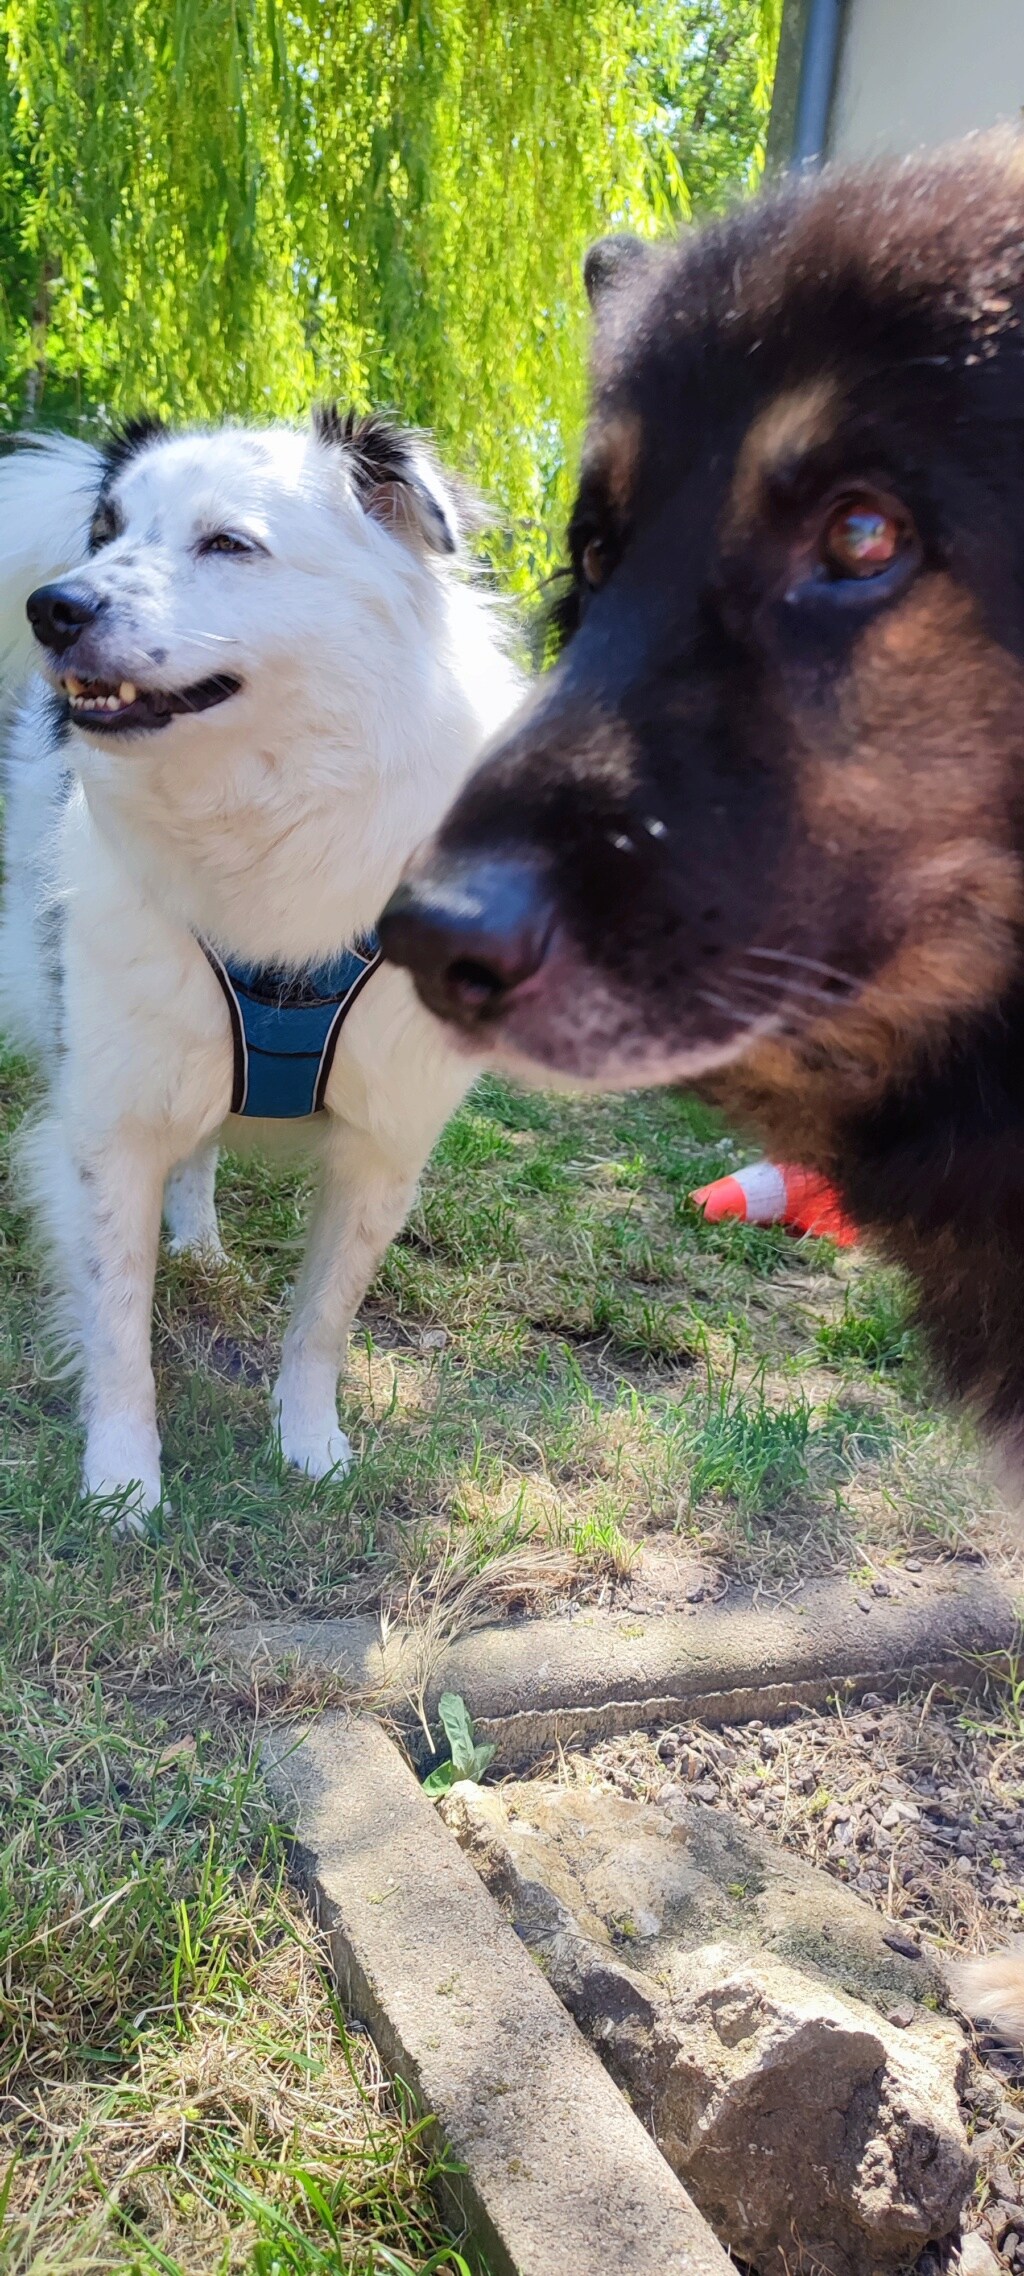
[199,934,383,1118]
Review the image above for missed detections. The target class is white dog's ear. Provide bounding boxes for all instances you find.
[313,406,458,555]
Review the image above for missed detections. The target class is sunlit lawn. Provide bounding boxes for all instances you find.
[0,1037,992,2271]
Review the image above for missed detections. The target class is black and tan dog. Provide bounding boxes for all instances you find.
[381,134,1024,2037]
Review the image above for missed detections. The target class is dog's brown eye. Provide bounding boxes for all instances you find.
[201,531,256,557]
[822,501,906,579]
[581,537,607,590]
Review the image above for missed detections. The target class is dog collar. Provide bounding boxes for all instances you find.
[199,935,382,1117]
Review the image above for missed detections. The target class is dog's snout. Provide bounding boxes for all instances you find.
[26,581,104,656]
[379,857,555,1027]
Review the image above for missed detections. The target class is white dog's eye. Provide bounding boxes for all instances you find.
[198,530,265,559]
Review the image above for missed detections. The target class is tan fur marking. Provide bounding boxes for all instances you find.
[728,380,839,531]
[711,574,1024,1166]
[584,411,641,520]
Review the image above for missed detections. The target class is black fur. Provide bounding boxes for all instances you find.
[314,404,412,485]
[583,234,651,306]
[44,687,71,747]
[314,404,457,553]
[87,415,169,549]
[99,414,167,486]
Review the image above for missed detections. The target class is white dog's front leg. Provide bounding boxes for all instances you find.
[163,1141,226,1262]
[273,1131,418,1478]
[71,1132,167,1525]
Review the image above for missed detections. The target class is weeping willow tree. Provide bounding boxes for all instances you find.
[0,0,780,577]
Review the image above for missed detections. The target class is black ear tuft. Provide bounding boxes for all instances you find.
[312,403,361,453]
[316,407,415,491]
[583,235,652,309]
[313,404,458,555]
[100,414,168,484]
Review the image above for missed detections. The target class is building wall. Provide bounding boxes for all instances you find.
[829,0,1024,158]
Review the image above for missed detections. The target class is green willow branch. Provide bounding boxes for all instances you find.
[0,0,778,583]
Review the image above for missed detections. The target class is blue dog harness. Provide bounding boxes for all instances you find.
[200,935,382,1118]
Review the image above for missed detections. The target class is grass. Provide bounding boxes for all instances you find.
[815,1270,921,1378]
[682,1365,847,1519]
[0,1676,475,2274]
[0,1035,1003,2269]
[2,1051,990,1634]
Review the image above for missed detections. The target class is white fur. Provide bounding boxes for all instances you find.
[948,1949,1024,2047]
[0,419,521,1525]
[0,434,100,679]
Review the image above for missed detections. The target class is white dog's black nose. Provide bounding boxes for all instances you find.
[26,582,104,656]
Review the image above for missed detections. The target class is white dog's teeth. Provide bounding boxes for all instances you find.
[64,682,137,714]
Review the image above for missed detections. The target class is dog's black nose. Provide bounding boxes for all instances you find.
[379,857,554,1026]
[26,582,103,655]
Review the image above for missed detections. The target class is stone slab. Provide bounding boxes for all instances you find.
[228,1561,1017,1769]
[440,1779,975,2276]
[265,1711,732,2276]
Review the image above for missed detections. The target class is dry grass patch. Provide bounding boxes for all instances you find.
[0,1676,474,2275]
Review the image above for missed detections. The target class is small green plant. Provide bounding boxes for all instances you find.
[422,1693,496,1796]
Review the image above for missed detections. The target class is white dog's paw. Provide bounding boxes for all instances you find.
[277,1415,354,1480]
[166,1228,229,1266]
[82,1425,162,1535]
[273,1364,353,1481]
[108,1496,159,1543]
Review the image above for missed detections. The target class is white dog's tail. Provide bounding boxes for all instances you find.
[948,1948,1024,2045]
[0,432,101,685]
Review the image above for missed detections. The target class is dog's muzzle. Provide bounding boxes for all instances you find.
[25,581,242,734]
[378,855,556,1029]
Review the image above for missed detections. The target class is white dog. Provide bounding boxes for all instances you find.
[0,412,520,1524]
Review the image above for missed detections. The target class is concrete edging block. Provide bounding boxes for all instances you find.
[265,1711,733,2276]
[230,1563,1018,1769]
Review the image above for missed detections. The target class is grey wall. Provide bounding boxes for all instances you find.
[830,0,1024,157]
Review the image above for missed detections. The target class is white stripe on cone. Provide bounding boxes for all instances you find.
[733,1161,789,1222]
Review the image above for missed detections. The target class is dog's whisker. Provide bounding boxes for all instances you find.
[695,984,784,1032]
[695,977,831,1051]
[728,965,853,1011]
[746,982,843,1012]
[175,674,239,713]
[742,946,856,989]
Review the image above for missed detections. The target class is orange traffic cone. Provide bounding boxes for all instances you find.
[690,1161,860,1247]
